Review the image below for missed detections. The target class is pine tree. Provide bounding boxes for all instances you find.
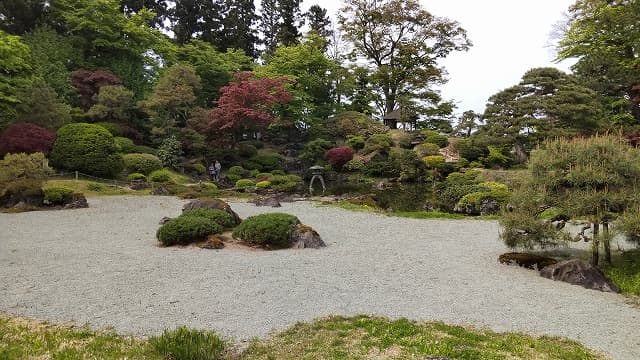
[218,0,258,58]
[277,0,302,47]
[259,0,280,54]
[305,5,333,44]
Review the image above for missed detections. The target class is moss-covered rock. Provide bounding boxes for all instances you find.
[182,199,241,225]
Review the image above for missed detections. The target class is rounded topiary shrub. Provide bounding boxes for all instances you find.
[114,137,135,153]
[0,123,56,156]
[227,166,246,176]
[42,185,75,205]
[244,154,281,172]
[49,123,123,177]
[423,155,446,169]
[235,179,255,189]
[127,173,147,182]
[232,213,300,248]
[123,153,163,175]
[181,208,234,229]
[269,175,303,192]
[149,169,172,183]
[256,180,271,189]
[157,216,222,246]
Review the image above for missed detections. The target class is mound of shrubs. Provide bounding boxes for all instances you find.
[0,152,50,207]
[244,154,281,172]
[233,213,300,249]
[269,174,303,192]
[127,173,147,182]
[148,169,172,183]
[42,185,75,205]
[123,153,163,175]
[235,179,255,189]
[157,216,222,246]
[455,181,510,215]
[49,123,123,177]
[182,208,234,229]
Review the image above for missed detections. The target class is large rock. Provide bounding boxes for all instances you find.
[249,196,282,208]
[290,224,326,249]
[539,259,619,293]
[182,199,241,225]
[63,194,88,209]
[480,199,500,215]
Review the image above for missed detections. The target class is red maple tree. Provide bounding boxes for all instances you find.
[325,146,355,171]
[209,72,293,142]
[0,123,56,156]
[71,69,122,111]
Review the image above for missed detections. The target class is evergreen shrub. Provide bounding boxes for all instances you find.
[232,213,300,248]
[123,153,163,175]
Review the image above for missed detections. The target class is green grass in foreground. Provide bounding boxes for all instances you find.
[241,315,606,360]
[1,314,607,360]
[604,249,640,296]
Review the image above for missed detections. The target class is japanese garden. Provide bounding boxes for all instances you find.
[1,0,639,359]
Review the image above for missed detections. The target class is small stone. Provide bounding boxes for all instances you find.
[159,216,172,225]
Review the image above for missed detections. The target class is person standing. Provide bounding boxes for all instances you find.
[208,162,216,181]
[214,160,222,181]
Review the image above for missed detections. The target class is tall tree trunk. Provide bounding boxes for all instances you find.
[603,221,611,265]
[591,222,600,266]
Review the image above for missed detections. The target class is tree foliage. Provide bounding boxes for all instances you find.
[15,80,71,129]
[0,30,33,128]
[209,72,293,142]
[339,0,471,117]
[0,122,56,156]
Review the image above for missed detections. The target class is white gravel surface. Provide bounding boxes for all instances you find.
[1,196,639,359]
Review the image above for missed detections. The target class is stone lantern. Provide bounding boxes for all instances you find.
[309,165,326,195]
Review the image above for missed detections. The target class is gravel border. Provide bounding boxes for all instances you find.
[1,196,638,359]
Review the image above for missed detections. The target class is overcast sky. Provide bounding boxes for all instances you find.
[302,0,576,116]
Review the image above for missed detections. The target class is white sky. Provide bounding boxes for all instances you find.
[303,0,576,115]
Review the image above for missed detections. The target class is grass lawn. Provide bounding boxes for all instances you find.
[320,200,499,220]
[604,249,640,298]
[0,314,607,360]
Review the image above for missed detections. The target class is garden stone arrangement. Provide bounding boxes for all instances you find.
[1,196,639,360]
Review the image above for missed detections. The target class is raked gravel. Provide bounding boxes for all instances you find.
[1,196,639,359]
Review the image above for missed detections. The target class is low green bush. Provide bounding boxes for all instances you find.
[114,137,135,153]
[364,160,400,178]
[86,182,107,191]
[235,179,255,188]
[189,163,206,175]
[156,216,222,246]
[269,175,303,192]
[233,213,300,248]
[346,135,365,151]
[271,169,285,175]
[226,174,241,184]
[127,173,147,182]
[415,143,440,158]
[149,169,172,183]
[362,134,393,154]
[227,166,247,176]
[420,130,449,148]
[149,326,226,360]
[244,154,282,172]
[181,208,234,228]
[255,172,272,180]
[201,182,218,191]
[131,145,157,155]
[423,155,445,169]
[42,185,74,204]
[256,180,271,189]
[456,181,511,214]
[123,153,163,175]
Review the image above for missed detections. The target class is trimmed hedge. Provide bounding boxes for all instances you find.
[269,175,303,192]
[181,208,234,229]
[235,179,255,188]
[148,169,172,183]
[232,213,300,248]
[42,185,74,205]
[123,153,163,175]
[49,123,123,177]
[156,216,222,246]
[227,166,247,176]
[256,180,271,189]
[127,173,146,181]
[244,154,281,172]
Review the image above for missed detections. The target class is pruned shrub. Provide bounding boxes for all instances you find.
[94,122,122,136]
[227,166,247,176]
[131,145,158,155]
[114,137,135,153]
[127,173,147,182]
[226,174,241,184]
[255,172,272,180]
[149,169,172,183]
[237,143,258,158]
[617,207,640,245]
[235,179,255,189]
[344,158,365,172]
[49,123,123,177]
[0,123,56,156]
[325,147,355,171]
[150,326,226,360]
[189,163,206,175]
[256,180,271,189]
[415,143,440,158]
[42,185,74,205]
[123,153,163,175]
[181,208,234,229]
[391,130,413,149]
[233,213,300,248]
[244,154,281,172]
[300,138,334,164]
[157,216,222,246]
[269,174,303,192]
[87,182,107,191]
[0,152,50,207]
[362,134,393,155]
[346,135,365,151]
[420,130,449,148]
[456,181,510,214]
[271,169,285,175]
[332,111,389,138]
[364,160,400,178]
[422,155,445,169]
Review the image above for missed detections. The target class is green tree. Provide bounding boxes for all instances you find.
[0,30,32,129]
[277,0,303,47]
[171,0,223,45]
[15,80,72,129]
[501,135,640,266]
[305,5,333,49]
[259,0,280,54]
[338,0,471,118]
[258,35,339,131]
[218,0,259,58]
[120,0,169,30]
[87,85,135,123]
[455,110,483,138]
[480,67,602,161]
[557,0,640,125]
[140,64,202,139]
